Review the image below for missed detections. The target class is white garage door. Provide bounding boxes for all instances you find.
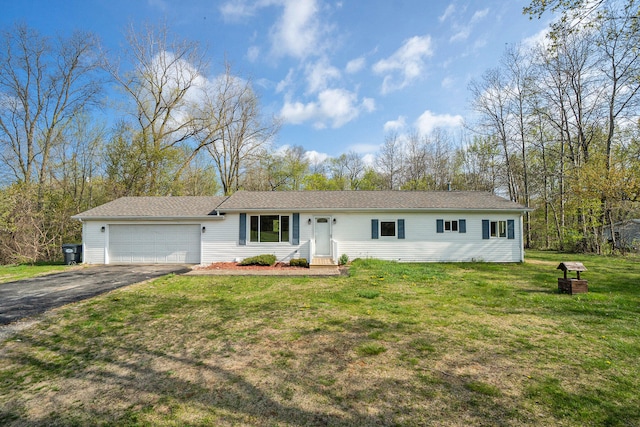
[108,224,201,264]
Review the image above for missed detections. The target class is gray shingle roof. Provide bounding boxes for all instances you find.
[73,196,228,219]
[73,191,528,219]
[217,190,527,211]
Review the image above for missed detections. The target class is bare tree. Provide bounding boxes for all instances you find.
[328,151,365,190]
[0,24,103,197]
[50,114,106,210]
[596,2,640,249]
[502,43,536,247]
[469,68,517,200]
[194,63,279,195]
[403,132,429,189]
[107,23,207,194]
[427,128,455,190]
[344,151,366,190]
[459,135,500,192]
[376,133,404,190]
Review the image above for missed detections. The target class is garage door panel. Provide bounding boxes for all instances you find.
[109,225,200,264]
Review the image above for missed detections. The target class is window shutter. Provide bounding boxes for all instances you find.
[507,219,515,240]
[459,219,466,233]
[436,219,444,233]
[482,220,490,239]
[371,219,379,239]
[239,213,246,245]
[292,213,300,245]
[398,219,405,239]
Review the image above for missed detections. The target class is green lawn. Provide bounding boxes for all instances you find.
[0,251,639,426]
[0,263,69,284]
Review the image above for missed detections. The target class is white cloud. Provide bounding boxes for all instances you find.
[305,58,341,94]
[316,88,361,128]
[450,27,470,43]
[346,57,366,74]
[280,99,317,124]
[361,97,376,113]
[219,1,251,20]
[449,7,489,43]
[383,116,406,133]
[246,46,260,62]
[415,110,463,134]
[147,0,169,12]
[280,88,373,128]
[276,68,295,93]
[219,0,276,22]
[522,28,550,49]
[362,153,376,166]
[373,35,434,94]
[471,8,489,24]
[441,76,455,89]
[305,150,329,164]
[439,4,456,22]
[349,143,381,155]
[270,0,322,59]
[473,38,488,49]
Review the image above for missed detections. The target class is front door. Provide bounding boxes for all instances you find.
[314,217,331,256]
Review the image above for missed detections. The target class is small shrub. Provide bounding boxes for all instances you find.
[289,258,308,268]
[239,254,276,266]
[338,253,349,265]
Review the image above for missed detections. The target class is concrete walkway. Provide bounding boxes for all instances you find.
[186,267,343,276]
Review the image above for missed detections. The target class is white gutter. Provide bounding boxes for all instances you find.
[71,214,226,221]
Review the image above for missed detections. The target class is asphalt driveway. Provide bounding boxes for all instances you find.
[0,265,190,325]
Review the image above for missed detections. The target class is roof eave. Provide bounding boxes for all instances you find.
[219,207,531,213]
[72,214,226,221]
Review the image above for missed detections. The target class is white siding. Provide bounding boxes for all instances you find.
[203,213,310,264]
[202,211,524,264]
[82,221,106,264]
[331,212,522,262]
[82,211,524,265]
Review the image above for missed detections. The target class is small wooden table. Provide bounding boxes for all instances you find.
[557,262,588,294]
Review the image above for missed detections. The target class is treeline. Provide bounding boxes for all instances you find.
[1,2,640,263]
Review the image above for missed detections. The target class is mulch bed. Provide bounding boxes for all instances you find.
[194,262,309,271]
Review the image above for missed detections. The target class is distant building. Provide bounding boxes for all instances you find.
[604,219,640,252]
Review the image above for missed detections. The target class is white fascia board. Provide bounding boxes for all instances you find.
[71,215,226,221]
[219,208,530,214]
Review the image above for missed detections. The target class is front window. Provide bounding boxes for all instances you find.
[444,220,458,232]
[381,221,396,237]
[491,220,507,238]
[250,215,290,242]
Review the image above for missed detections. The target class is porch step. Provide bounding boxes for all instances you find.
[310,257,338,271]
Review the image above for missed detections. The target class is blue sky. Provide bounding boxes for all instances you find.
[0,0,550,163]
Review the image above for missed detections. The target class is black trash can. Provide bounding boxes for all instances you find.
[62,244,82,265]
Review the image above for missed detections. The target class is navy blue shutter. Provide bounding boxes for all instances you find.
[292,213,300,245]
[371,219,379,239]
[507,219,515,239]
[482,220,490,239]
[239,213,247,245]
[398,219,405,239]
[436,219,444,233]
[459,219,466,233]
